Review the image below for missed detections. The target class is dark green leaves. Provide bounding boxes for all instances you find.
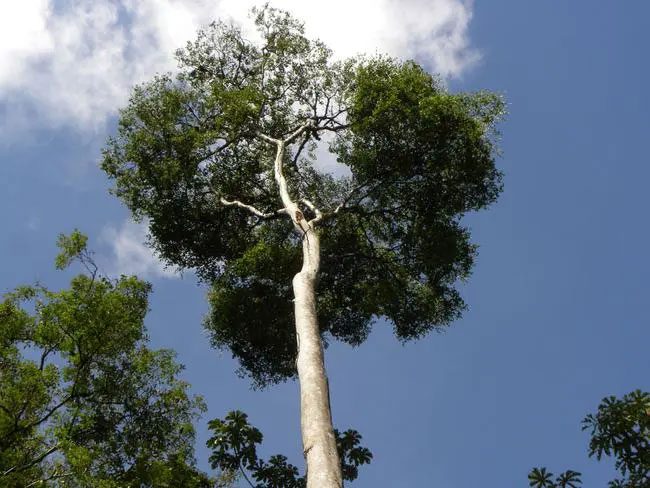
[528,468,582,488]
[528,467,557,487]
[205,233,301,387]
[318,56,505,347]
[208,411,264,473]
[335,429,373,482]
[342,58,503,210]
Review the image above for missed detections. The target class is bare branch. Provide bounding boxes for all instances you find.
[39,347,54,371]
[311,107,349,132]
[220,197,286,219]
[291,131,312,168]
[316,123,351,133]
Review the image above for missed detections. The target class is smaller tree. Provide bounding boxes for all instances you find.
[0,231,207,487]
[529,390,650,488]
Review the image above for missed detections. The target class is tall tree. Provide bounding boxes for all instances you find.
[102,7,504,486]
[0,231,208,487]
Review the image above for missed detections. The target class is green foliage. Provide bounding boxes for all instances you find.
[206,232,301,386]
[54,229,88,270]
[583,390,650,487]
[207,410,372,487]
[0,233,207,487]
[326,58,503,342]
[102,6,504,386]
[530,390,650,488]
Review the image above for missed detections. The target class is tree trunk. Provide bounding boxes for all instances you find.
[293,226,342,488]
[267,135,342,487]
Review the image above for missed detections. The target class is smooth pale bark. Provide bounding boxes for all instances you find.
[260,131,342,488]
[293,227,342,488]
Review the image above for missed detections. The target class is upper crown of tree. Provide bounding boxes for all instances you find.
[101,5,504,387]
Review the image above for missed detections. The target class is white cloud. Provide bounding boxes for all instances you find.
[0,2,51,87]
[222,0,479,74]
[100,219,180,279]
[0,0,478,135]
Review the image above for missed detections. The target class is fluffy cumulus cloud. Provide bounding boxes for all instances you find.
[100,219,180,279]
[0,0,478,133]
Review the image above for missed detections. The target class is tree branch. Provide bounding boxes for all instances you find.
[257,121,329,231]
[291,131,312,168]
[2,444,60,477]
[285,121,314,144]
[257,120,315,147]
[238,463,256,488]
[25,469,72,488]
[318,181,373,222]
[220,197,286,219]
[269,142,310,234]
[256,132,279,145]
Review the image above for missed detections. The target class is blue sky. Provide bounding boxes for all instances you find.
[1,1,649,486]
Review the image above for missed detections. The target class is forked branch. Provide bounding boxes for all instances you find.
[257,119,314,146]
[257,120,333,230]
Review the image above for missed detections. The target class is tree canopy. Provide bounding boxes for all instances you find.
[101,6,504,387]
[0,231,207,487]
